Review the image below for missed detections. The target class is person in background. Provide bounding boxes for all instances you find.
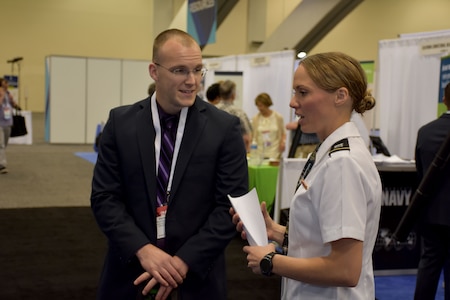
[205,82,221,105]
[217,80,253,152]
[91,29,248,300]
[231,52,381,300]
[148,82,156,96]
[0,78,20,174]
[251,92,286,159]
[413,82,450,300]
[286,119,320,158]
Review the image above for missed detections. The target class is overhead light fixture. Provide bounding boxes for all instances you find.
[297,52,307,59]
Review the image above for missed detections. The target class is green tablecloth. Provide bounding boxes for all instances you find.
[248,164,279,212]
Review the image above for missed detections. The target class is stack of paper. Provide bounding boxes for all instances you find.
[228,188,268,246]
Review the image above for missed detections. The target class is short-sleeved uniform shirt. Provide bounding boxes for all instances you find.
[282,122,382,300]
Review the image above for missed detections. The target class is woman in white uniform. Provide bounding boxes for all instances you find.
[231,52,382,299]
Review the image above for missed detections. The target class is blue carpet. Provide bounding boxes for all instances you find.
[375,273,445,300]
[74,152,97,164]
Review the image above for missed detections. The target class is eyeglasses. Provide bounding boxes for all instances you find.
[154,62,207,78]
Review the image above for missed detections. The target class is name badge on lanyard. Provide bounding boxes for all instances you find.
[156,205,168,239]
[3,106,11,120]
[151,95,188,242]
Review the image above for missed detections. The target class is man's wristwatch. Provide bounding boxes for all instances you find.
[260,251,277,276]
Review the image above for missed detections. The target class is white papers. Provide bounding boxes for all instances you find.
[228,188,268,246]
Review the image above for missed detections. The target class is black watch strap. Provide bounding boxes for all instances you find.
[260,251,277,276]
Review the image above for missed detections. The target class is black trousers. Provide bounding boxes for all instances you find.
[414,223,450,300]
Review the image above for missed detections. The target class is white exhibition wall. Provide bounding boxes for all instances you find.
[204,50,296,157]
[46,51,296,147]
[45,56,151,143]
[47,56,87,144]
[204,50,295,125]
[377,31,450,159]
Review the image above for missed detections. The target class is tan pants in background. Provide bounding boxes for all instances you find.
[294,144,319,159]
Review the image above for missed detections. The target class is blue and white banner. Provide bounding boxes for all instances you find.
[438,55,450,116]
[187,0,216,46]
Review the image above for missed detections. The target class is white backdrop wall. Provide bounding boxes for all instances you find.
[86,58,122,146]
[47,56,87,144]
[377,32,450,159]
[46,51,295,145]
[204,50,296,157]
[46,56,151,144]
[203,55,238,87]
[236,51,295,127]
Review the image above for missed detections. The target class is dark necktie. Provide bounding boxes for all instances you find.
[295,143,321,192]
[156,115,176,249]
[282,143,321,255]
[157,115,176,206]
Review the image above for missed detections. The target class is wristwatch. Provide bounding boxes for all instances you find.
[260,251,277,276]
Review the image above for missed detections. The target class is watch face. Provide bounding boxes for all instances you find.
[260,254,273,276]
[261,257,271,273]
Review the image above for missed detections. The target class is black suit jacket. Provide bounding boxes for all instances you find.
[91,96,248,299]
[415,112,450,227]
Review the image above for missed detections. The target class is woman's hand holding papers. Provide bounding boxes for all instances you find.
[244,242,276,275]
[230,201,286,244]
[230,201,287,274]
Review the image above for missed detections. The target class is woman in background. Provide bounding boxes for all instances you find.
[0,78,20,174]
[251,92,286,159]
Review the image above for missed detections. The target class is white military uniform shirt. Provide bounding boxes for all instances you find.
[281,122,382,300]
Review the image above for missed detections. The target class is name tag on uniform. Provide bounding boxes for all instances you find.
[156,205,168,240]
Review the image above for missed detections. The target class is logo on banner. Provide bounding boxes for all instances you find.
[438,55,450,116]
[188,0,216,46]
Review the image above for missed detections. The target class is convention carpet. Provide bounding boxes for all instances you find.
[75,152,98,164]
[0,207,281,300]
[2,206,446,300]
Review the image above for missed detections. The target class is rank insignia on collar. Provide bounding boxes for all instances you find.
[328,138,350,156]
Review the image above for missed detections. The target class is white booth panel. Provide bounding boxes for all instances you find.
[86,58,122,144]
[237,50,295,130]
[274,158,306,223]
[49,56,87,143]
[202,55,238,96]
[121,60,151,105]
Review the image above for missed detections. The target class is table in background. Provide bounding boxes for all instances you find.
[248,163,279,213]
[274,158,307,223]
[373,162,419,275]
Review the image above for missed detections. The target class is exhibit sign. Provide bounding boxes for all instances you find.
[360,61,375,86]
[438,55,450,116]
[4,75,19,104]
[187,0,216,46]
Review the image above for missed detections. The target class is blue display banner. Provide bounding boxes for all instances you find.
[438,55,450,116]
[187,0,216,46]
[4,75,18,88]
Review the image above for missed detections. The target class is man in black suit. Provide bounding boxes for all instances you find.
[91,29,248,300]
[414,82,450,300]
